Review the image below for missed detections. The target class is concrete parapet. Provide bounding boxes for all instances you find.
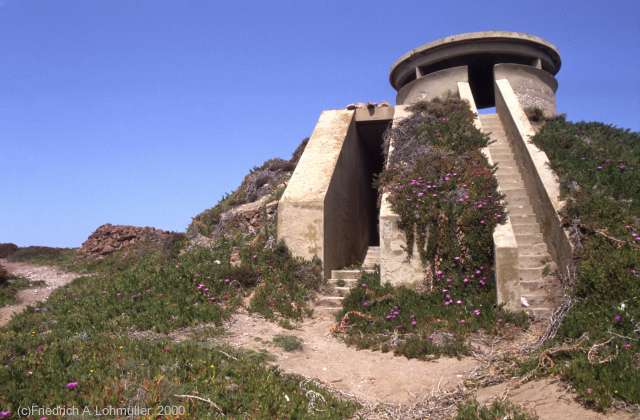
[494,63,558,117]
[396,66,468,105]
[495,79,573,277]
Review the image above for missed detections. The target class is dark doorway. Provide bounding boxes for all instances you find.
[356,120,389,247]
[419,53,534,109]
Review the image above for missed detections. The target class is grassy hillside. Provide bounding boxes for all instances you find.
[523,117,640,410]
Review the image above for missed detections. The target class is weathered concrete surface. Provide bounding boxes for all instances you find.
[495,78,573,278]
[323,115,375,278]
[459,81,521,311]
[495,63,558,117]
[379,105,425,286]
[396,65,468,105]
[278,109,378,278]
[278,110,354,276]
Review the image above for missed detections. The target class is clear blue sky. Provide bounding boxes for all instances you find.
[1,0,638,247]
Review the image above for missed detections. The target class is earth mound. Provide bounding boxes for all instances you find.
[79,224,184,259]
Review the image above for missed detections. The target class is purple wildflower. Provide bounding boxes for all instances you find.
[472,309,481,316]
[614,314,623,323]
[66,381,78,390]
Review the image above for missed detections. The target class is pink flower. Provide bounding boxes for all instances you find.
[472,309,481,316]
[623,342,632,350]
[0,411,11,419]
[456,300,463,305]
[614,314,623,323]
[458,319,466,324]
[197,284,204,289]
[463,277,470,284]
[66,381,78,390]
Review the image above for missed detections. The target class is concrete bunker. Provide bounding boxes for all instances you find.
[278,31,564,311]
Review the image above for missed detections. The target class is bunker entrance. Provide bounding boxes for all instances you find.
[355,119,389,247]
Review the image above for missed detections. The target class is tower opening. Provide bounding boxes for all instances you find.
[356,119,389,247]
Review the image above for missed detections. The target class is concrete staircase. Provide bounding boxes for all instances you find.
[314,246,379,315]
[479,114,562,318]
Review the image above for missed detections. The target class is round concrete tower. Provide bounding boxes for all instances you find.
[389,31,561,115]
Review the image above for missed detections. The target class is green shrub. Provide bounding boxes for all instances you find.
[338,271,527,359]
[8,246,77,268]
[455,398,538,420]
[273,334,304,352]
[529,117,640,409]
[380,96,504,281]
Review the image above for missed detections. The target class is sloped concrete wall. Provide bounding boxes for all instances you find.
[380,105,425,286]
[494,63,558,117]
[277,109,373,279]
[396,66,468,105]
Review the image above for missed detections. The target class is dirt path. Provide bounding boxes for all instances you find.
[223,310,637,419]
[0,259,81,327]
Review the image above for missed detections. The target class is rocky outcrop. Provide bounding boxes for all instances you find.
[0,243,18,258]
[79,224,184,259]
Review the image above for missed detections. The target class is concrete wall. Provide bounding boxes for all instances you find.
[495,78,574,277]
[396,65,468,105]
[379,105,425,286]
[277,109,374,279]
[494,63,558,117]
[458,81,521,310]
[323,116,374,277]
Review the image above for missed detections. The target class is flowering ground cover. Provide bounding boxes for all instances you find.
[0,244,355,418]
[522,117,640,410]
[336,97,528,358]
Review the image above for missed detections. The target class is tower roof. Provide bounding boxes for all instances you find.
[389,31,561,91]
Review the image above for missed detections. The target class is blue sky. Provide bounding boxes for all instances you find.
[1,0,639,247]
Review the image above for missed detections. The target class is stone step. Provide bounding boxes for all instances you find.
[515,233,544,246]
[507,207,535,217]
[491,152,518,162]
[526,307,554,319]
[520,280,547,293]
[496,176,525,187]
[502,189,529,201]
[490,147,513,155]
[315,296,343,307]
[314,306,341,316]
[495,167,520,176]
[519,267,546,282]
[328,278,359,288]
[509,214,539,225]
[504,196,533,208]
[334,286,352,297]
[519,254,552,268]
[331,269,372,280]
[512,223,542,235]
[520,242,551,255]
[521,294,555,307]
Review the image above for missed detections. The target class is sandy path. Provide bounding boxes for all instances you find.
[0,259,81,327]
[223,310,637,419]
[225,310,478,404]
[477,379,637,420]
